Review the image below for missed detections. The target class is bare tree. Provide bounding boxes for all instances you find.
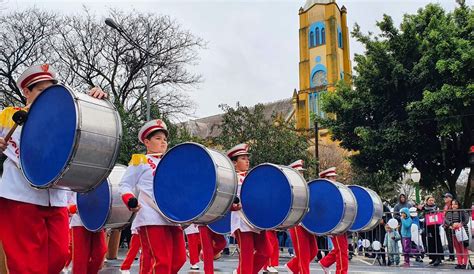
[0,9,59,107]
[52,8,203,119]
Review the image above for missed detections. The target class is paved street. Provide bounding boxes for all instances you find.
[94,248,471,274]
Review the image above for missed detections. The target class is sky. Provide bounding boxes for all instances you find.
[2,0,469,118]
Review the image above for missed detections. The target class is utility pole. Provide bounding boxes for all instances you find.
[314,119,319,175]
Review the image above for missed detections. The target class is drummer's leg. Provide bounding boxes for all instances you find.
[286,227,300,273]
[45,206,69,274]
[199,226,216,273]
[1,198,47,273]
[309,232,319,262]
[211,231,227,256]
[169,226,186,274]
[253,231,272,274]
[72,226,92,274]
[235,230,255,274]
[88,230,107,273]
[268,230,280,266]
[296,226,312,274]
[138,226,159,274]
[187,233,201,266]
[333,234,349,274]
[141,225,173,273]
[120,234,141,270]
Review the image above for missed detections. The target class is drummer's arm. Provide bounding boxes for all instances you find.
[0,137,6,153]
[0,107,14,153]
[119,164,142,212]
[87,87,107,99]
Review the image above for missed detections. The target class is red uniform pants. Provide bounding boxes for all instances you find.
[319,234,349,274]
[198,226,227,273]
[263,230,280,268]
[287,226,318,274]
[72,226,107,274]
[138,225,186,274]
[0,198,69,274]
[234,230,272,274]
[121,233,141,270]
[452,234,469,265]
[187,233,201,266]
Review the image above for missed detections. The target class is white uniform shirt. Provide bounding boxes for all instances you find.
[66,191,84,227]
[0,107,67,207]
[119,154,177,229]
[231,172,259,234]
[184,224,200,235]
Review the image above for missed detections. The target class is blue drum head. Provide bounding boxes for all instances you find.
[208,211,231,234]
[154,143,217,223]
[77,179,111,232]
[349,186,373,231]
[302,179,344,235]
[20,85,76,188]
[241,164,292,230]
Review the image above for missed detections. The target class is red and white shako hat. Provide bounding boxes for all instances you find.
[17,64,58,90]
[289,159,306,171]
[138,119,168,143]
[319,167,337,178]
[226,143,250,159]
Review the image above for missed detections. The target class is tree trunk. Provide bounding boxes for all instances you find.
[463,167,473,208]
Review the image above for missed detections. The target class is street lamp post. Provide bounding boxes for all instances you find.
[410,168,421,204]
[105,18,152,121]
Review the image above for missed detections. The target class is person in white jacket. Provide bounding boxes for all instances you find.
[119,119,186,274]
[0,64,106,273]
[228,143,271,274]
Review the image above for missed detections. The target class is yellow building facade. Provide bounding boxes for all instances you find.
[293,0,352,130]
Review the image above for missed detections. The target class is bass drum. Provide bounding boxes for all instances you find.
[208,211,232,235]
[154,142,238,224]
[348,185,383,232]
[240,163,309,230]
[20,84,122,192]
[77,165,134,232]
[301,179,357,235]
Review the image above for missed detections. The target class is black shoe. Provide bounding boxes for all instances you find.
[416,256,423,262]
[433,259,441,266]
[455,264,462,269]
[223,248,230,255]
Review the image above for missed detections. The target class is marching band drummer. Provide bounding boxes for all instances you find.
[67,192,107,274]
[228,143,272,274]
[285,160,319,274]
[318,167,349,274]
[0,64,107,273]
[119,119,186,274]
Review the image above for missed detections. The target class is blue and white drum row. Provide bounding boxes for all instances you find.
[17,85,383,235]
[151,142,383,235]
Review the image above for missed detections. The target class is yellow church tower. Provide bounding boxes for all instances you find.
[293,0,352,130]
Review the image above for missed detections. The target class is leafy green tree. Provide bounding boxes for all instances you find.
[320,2,473,206]
[214,103,316,179]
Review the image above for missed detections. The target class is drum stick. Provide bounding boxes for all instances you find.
[4,110,28,142]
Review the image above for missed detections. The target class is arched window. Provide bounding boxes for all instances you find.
[321,28,326,45]
[315,27,320,46]
[338,31,343,48]
[309,31,315,47]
